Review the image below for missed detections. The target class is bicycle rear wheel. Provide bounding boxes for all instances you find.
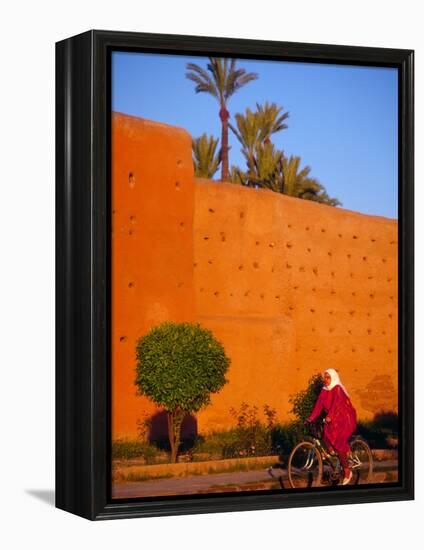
[288,441,323,489]
[349,437,373,484]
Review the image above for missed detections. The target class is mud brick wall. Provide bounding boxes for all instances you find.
[112,113,398,438]
[111,113,196,437]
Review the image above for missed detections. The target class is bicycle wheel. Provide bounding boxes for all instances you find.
[288,441,323,489]
[349,437,373,484]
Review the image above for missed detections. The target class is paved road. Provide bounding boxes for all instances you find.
[112,460,398,499]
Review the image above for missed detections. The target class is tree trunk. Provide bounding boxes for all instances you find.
[167,409,184,463]
[219,104,230,182]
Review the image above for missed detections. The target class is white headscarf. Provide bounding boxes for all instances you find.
[323,368,349,397]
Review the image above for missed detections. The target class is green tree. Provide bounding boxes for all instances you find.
[229,102,288,186]
[282,155,341,206]
[192,133,221,178]
[186,58,258,182]
[255,100,289,144]
[135,322,230,463]
[289,373,324,426]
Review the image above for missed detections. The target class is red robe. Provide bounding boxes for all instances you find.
[307,385,357,454]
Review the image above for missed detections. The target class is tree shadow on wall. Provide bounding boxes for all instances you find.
[148,411,198,452]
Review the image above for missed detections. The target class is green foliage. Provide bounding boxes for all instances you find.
[112,439,159,464]
[282,155,341,206]
[186,57,258,104]
[357,412,399,449]
[135,321,230,413]
[193,403,277,459]
[192,133,221,178]
[186,58,258,181]
[229,102,288,188]
[271,421,304,456]
[228,102,340,206]
[289,373,324,426]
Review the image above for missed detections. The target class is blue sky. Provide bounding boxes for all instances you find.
[112,52,398,219]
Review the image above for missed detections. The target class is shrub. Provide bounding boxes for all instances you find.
[112,439,159,464]
[289,373,324,428]
[192,403,278,459]
[356,411,398,449]
[271,421,304,457]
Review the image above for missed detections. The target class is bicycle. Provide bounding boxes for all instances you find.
[267,419,374,489]
[286,420,373,488]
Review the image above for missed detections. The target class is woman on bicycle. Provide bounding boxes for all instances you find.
[305,368,357,485]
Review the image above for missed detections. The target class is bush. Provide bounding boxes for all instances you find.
[271,421,304,457]
[112,439,159,464]
[356,411,398,449]
[289,373,324,428]
[192,403,278,459]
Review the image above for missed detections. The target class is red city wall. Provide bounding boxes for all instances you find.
[112,113,398,439]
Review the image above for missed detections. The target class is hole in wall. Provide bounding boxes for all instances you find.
[175,181,181,190]
[120,336,127,343]
[129,172,135,188]
[128,282,135,288]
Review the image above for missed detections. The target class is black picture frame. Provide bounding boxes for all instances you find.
[55,29,414,521]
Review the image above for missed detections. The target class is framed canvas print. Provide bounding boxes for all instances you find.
[55,30,414,520]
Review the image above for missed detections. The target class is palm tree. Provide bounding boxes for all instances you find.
[282,155,341,206]
[186,58,258,181]
[252,142,285,192]
[229,102,289,186]
[192,133,221,179]
[255,101,289,144]
[229,107,261,186]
